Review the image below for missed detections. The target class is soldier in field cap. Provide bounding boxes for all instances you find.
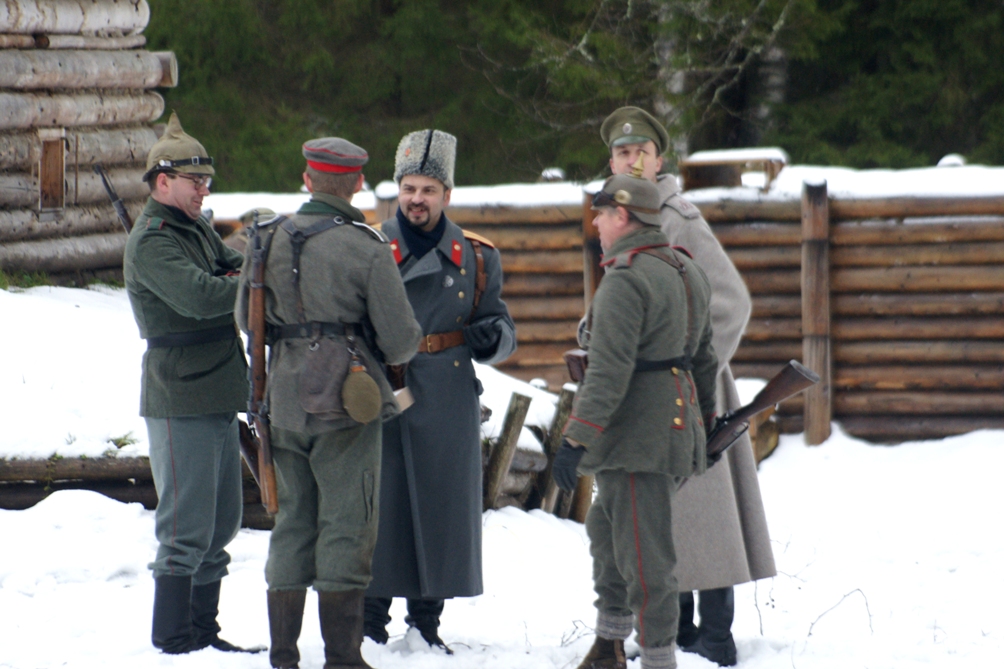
[552,169,719,669]
[237,136,421,669]
[363,129,516,652]
[594,106,776,667]
[124,112,259,655]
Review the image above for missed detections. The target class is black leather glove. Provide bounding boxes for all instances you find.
[463,316,503,357]
[704,415,724,467]
[552,438,587,492]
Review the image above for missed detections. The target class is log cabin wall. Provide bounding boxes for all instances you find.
[703,194,1004,444]
[0,0,171,285]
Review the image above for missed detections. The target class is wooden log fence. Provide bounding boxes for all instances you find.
[0,50,177,89]
[0,92,165,130]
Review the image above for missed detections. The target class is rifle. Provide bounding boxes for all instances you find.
[93,164,133,232]
[704,359,819,461]
[246,212,279,514]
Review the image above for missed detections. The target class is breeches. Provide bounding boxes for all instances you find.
[266,421,381,592]
[587,470,680,649]
[146,412,243,584]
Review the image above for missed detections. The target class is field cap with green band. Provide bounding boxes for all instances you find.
[600,106,671,156]
[302,137,368,173]
[143,111,214,181]
[592,173,662,226]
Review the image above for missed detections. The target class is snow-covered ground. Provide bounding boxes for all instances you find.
[2,285,1002,668]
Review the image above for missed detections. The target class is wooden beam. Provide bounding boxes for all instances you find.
[835,391,1004,415]
[502,249,583,274]
[446,204,582,225]
[539,387,576,514]
[0,456,151,483]
[0,91,164,130]
[727,245,801,270]
[514,320,579,343]
[832,266,1004,293]
[460,224,582,251]
[711,222,801,246]
[504,295,585,321]
[502,272,583,296]
[483,392,532,510]
[830,196,1004,220]
[582,191,602,308]
[0,231,126,273]
[830,218,1004,245]
[0,50,173,89]
[838,416,1004,443]
[834,340,1004,364]
[742,317,802,341]
[0,200,144,243]
[832,293,1004,317]
[833,365,1004,391]
[832,317,1004,340]
[0,0,151,35]
[831,242,1004,267]
[801,180,832,445]
[740,269,802,294]
[33,34,147,49]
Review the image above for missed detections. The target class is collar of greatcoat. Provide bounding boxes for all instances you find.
[392,214,466,284]
[655,173,682,205]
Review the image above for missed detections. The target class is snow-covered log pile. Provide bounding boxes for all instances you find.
[0,0,169,284]
[684,164,1004,444]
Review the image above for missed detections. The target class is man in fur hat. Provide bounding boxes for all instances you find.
[363,129,517,651]
[124,112,259,655]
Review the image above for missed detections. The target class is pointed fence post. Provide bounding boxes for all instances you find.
[582,190,603,308]
[801,181,832,444]
[483,392,532,511]
[538,386,576,514]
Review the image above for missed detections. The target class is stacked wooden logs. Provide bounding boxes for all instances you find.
[703,195,1004,443]
[0,0,172,284]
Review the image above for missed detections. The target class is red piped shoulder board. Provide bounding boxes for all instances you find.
[450,239,463,266]
[462,230,496,249]
[389,239,403,264]
[672,245,694,259]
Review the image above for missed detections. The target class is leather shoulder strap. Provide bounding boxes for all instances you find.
[279,216,345,323]
[639,248,697,368]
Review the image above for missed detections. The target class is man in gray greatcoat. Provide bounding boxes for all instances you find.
[363,129,517,651]
[123,112,259,655]
[553,172,719,669]
[236,138,422,669]
[601,106,777,667]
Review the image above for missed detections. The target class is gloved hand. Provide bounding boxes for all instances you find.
[704,415,724,467]
[552,438,587,492]
[463,316,503,357]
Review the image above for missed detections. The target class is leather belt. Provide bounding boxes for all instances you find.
[635,355,693,372]
[146,324,238,349]
[417,330,465,354]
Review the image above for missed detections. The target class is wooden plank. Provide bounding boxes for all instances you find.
[803,335,832,444]
[502,249,582,274]
[502,342,577,367]
[834,391,1004,415]
[0,231,126,273]
[0,92,164,130]
[751,295,802,317]
[460,224,582,251]
[775,413,803,434]
[742,317,802,341]
[832,317,1004,340]
[711,222,802,246]
[540,387,576,513]
[0,200,144,243]
[502,272,583,296]
[727,245,801,270]
[483,393,532,510]
[505,296,585,321]
[831,218,1004,245]
[839,416,1004,443]
[831,266,1004,292]
[740,269,801,294]
[831,242,1004,267]
[833,293,1004,317]
[0,50,172,89]
[695,199,801,222]
[834,340,1004,364]
[515,321,579,343]
[732,340,803,362]
[447,204,582,225]
[0,456,152,483]
[830,197,1004,220]
[833,365,1004,391]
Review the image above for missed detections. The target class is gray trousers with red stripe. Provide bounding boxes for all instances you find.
[145,412,243,585]
[588,470,681,654]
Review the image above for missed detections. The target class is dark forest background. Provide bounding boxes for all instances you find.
[145,0,1004,192]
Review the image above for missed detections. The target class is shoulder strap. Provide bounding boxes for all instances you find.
[280,216,345,324]
[467,239,486,324]
[639,248,697,369]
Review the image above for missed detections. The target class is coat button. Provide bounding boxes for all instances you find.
[671,367,679,375]
[456,316,462,323]
[460,268,467,275]
[673,418,682,426]
[454,360,460,367]
[676,398,683,406]
[458,291,465,299]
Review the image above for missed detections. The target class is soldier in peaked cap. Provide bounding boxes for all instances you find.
[236,137,422,669]
[363,129,516,651]
[552,171,718,669]
[600,107,776,667]
[124,112,260,655]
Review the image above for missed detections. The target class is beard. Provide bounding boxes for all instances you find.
[405,204,432,226]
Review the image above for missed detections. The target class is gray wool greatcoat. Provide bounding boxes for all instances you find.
[366,214,517,600]
[656,174,777,591]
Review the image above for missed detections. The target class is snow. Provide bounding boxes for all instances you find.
[682,148,790,165]
[3,286,1002,668]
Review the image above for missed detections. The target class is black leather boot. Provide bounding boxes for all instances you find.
[405,598,451,654]
[576,636,627,669]
[152,574,195,654]
[319,589,373,669]
[683,586,737,667]
[191,579,265,653]
[363,596,392,644]
[677,590,699,647]
[268,589,307,669]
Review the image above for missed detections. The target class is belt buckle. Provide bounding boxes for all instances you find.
[425,334,435,352]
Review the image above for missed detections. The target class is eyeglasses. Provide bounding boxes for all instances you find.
[169,173,212,190]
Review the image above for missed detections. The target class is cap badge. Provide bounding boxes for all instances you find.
[614,190,632,205]
[404,147,411,157]
[623,122,632,134]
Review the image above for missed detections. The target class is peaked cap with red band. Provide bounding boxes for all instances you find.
[303,137,368,174]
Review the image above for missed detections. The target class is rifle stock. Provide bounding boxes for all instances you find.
[93,164,133,232]
[247,215,278,515]
[705,360,819,459]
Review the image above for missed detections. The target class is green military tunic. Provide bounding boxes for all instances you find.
[236,192,422,592]
[563,226,718,659]
[124,198,248,417]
